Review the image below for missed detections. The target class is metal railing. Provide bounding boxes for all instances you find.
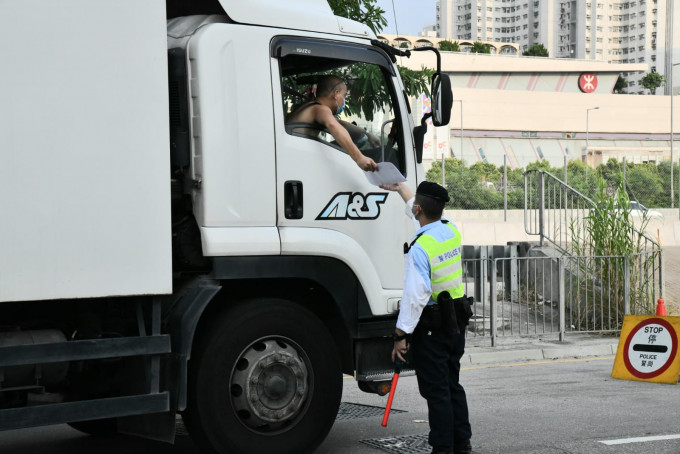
[462,251,662,346]
[523,169,660,256]
[460,170,663,346]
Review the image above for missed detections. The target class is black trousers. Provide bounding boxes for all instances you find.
[412,321,472,448]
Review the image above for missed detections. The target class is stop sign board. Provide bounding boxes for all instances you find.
[612,315,680,384]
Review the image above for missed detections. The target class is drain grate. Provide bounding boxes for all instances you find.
[336,402,405,421]
[174,402,405,436]
[175,419,189,437]
[360,433,431,454]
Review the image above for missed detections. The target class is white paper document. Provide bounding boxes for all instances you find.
[364,162,407,186]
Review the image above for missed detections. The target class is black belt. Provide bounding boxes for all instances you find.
[418,295,474,333]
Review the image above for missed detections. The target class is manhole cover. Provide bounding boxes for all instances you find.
[336,402,405,420]
[360,433,430,454]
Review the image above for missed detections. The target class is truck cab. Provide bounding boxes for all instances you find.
[0,1,451,453]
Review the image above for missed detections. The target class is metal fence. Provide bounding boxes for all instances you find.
[432,156,680,213]
[461,251,662,346]
[523,169,661,256]
[459,169,663,346]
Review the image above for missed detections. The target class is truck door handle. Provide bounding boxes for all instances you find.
[284,180,303,219]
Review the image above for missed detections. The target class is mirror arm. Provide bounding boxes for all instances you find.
[409,46,441,73]
[370,39,410,63]
[370,41,442,73]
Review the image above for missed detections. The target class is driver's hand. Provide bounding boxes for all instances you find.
[357,155,378,172]
[379,184,401,191]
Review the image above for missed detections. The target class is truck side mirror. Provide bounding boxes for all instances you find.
[431,73,452,127]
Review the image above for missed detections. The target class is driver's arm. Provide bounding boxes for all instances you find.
[338,119,380,147]
[315,107,378,171]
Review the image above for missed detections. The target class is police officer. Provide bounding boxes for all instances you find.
[390,181,472,454]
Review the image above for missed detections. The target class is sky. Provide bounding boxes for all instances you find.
[375,0,439,36]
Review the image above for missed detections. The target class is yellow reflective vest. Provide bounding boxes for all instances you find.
[414,220,464,301]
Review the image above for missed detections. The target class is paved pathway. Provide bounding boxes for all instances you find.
[662,246,680,314]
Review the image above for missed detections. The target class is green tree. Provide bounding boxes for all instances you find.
[614,74,628,94]
[328,0,433,119]
[438,39,460,52]
[469,161,502,185]
[470,41,492,54]
[525,159,553,172]
[397,65,436,102]
[625,162,663,207]
[342,63,433,121]
[522,43,549,57]
[426,159,504,209]
[327,0,386,35]
[640,72,665,95]
[656,160,679,207]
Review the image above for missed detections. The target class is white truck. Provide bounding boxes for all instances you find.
[0,1,452,452]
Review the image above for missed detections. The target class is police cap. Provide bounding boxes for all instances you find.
[416,181,450,202]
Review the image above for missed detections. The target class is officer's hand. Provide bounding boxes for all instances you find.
[391,339,409,363]
[356,155,378,172]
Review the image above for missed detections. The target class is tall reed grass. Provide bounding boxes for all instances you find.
[567,176,660,330]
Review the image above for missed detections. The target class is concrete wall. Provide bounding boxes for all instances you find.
[449,208,679,247]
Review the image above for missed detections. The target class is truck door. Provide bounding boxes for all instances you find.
[270,37,416,302]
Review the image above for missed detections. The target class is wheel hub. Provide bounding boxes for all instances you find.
[230,338,309,431]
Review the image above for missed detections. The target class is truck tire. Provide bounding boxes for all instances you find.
[183,298,342,454]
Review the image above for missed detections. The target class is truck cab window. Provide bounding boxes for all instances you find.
[279,55,405,173]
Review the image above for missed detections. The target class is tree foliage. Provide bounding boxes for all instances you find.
[327,0,386,35]
[327,0,433,117]
[438,39,460,52]
[426,157,678,210]
[470,41,491,54]
[341,63,433,121]
[614,74,628,94]
[522,43,549,57]
[640,72,665,95]
[398,65,436,100]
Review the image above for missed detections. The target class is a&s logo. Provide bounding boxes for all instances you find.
[316,192,388,220]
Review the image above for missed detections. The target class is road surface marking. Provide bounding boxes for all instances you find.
[600,434,680,445]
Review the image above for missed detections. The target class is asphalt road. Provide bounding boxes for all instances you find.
[2,356,679,454]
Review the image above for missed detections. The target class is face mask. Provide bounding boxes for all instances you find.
[335,97,346,116]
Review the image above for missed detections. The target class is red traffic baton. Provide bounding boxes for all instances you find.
[381,359,404,427]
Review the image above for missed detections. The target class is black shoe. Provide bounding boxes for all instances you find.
[431,446,454,454]
[454,439,472,454]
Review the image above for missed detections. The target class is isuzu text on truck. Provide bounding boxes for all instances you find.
[0,0,452,452]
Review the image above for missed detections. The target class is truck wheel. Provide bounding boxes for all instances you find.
[183,299,342,454]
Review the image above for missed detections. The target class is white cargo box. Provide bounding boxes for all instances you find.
[0,0,172,302]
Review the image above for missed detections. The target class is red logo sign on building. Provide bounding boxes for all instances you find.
[578,73,598,93]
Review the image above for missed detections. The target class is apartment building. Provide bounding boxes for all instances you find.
[436,0,679,94]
